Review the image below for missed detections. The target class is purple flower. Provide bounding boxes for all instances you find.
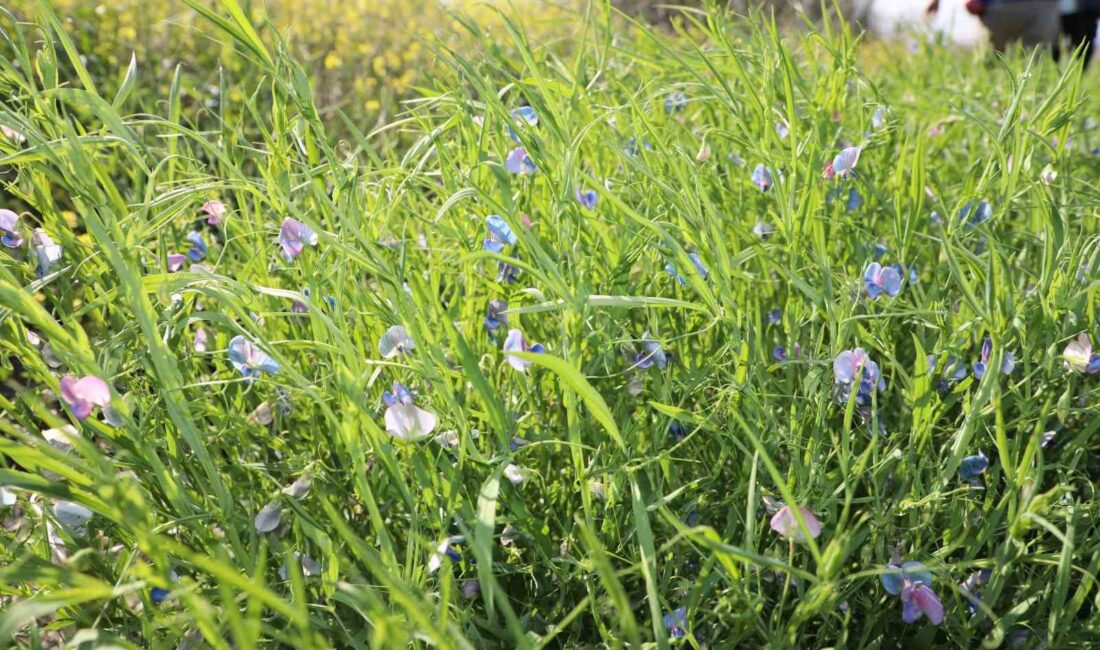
[497,259,521,283]
[505,147,536,175]
[185,230,208,262]
[834,348,884,405]
[31,229,62,278]
[201,200,226,226]
[752,164,772,192]
[278,218,318,260]
[576,189,598,210]
[503,328,545,372]
[863,262,902,299]
[382,381,437,440]
[0,209,24,248]
[167,253,186,272]
[227,335,280,378]
[485,300,508,333]
[753,221,775,239]
[775,121,790,139]
[635,331,667,369]
[881,561,943,625]
[59,375,111,421]
[772,345,787,362]
[973,338,1015,378]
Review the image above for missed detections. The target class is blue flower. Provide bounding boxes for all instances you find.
[485,300,508,334]
[662,607,688,638]
[227,335,280,378]
[185,230,208,262]
[625,137,652,157]
[751,164,772,192]
[506,106,538,142]
[960,200,993,230]
[863,262,902,299]
[669,421,687,442]
[484,215,518,253]
[0,209,24,248]
[689,252,708,279]
[635,331,667,369]
[846,188,863,212]
[772,345,787,362]
[664,91,687,114]
[767,308,781,325]
[576,189,598,210]
[959,450,989,483]
[150,587,169,604]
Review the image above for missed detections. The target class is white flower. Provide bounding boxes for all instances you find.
[53,501,93,533]
[504,464,529,486]
[254,501,283,533]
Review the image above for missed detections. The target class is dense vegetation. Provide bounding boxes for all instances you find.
[2,1,1099,647]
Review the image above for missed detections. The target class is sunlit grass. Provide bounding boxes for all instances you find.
[1,1,1099,647]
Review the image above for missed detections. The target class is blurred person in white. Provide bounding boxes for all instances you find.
[927,0,1060,51]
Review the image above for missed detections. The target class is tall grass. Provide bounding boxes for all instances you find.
[1,0,1099,647]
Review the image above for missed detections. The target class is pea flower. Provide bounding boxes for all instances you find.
[0,124,25,143]
[775,121,790,139]
[227,335,280,378]
[507,106,537,142]
[1062,332,1100,374]
[278,218,318,260]
[664,91,687,114]
[752,164,772,192]
[382,381,437,440]
[635,331,667,369]
[505,147,536,175]
[0,209,23,248]
[503,463,529,486]
[502,328,545,372]
[185,230,207,261]
[201,200,226,225]
[254,501,282,533]
[32,229,62,277]
[428,535,464,574]
[663,607,688,638]
[664,263,687,285]
[753,221,775,239]
[769,504,822,541]
[959,451,989,484]
[863,262,902,299]
[772,345,787,362]
[960,200,992,230]
[961,569,992,614]
[378,325,415,358]
[485,299,508,334]
[973,338,1015,378]
[624,137,652,157]
[53,500,93,534]
[881,561,944,625]
[484,215,517,253]
[193,327,208,352]
[872,106,887,130]
[576,189,598,210]
[846,188,863,212]
[167,253,186,272]
[767,308,781,325]
[824,146,861,180]
[833,348,884,405]
[59,375,111,421]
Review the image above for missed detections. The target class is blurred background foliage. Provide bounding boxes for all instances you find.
[1,1,870,135]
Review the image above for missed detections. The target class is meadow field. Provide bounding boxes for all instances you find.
[2,0,1100,647]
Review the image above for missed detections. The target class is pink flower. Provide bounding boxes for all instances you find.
[769,504,822,541]
[201,200,226,226]
[194,327,208,352]
[59,375,111,421]
[167,253,186,272]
